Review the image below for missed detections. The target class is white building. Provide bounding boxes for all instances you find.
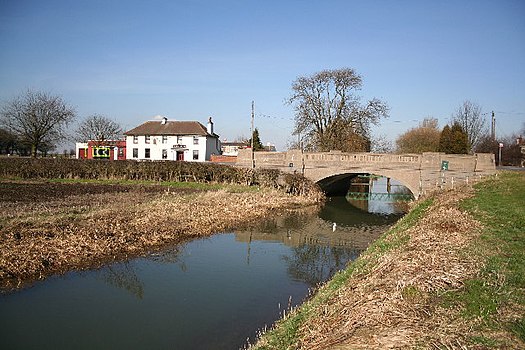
[124,117,221,161]
[221,141,248,156]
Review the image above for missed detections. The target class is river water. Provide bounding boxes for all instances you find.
[0,178,408,350]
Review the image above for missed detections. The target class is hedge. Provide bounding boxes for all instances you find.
[0,158,320,197]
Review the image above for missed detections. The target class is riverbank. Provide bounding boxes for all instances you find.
[251,171,524,349]
[0,179,322,292]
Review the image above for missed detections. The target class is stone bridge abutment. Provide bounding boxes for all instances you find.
[236,149,496,199]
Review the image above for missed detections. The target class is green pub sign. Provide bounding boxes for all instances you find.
[441,160,449,171]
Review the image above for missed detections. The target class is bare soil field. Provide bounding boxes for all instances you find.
[0,180,319,292]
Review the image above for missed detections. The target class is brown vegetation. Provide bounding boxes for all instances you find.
[0,180,321,292]
[395,118,441,153]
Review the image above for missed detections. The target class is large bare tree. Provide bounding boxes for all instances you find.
[288,68,389,152]
[0,89,76,157]
[452,100,487,152]
[76,114,123,144]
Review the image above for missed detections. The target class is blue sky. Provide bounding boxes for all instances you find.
[1,0,524,150]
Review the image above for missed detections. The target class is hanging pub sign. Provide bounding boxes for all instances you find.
[441,160,449,171]
[93,146,111,158]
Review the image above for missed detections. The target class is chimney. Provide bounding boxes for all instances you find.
[207,117,214,134]
[161,117,167,125]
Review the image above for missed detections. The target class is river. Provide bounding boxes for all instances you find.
[0,178,408,350]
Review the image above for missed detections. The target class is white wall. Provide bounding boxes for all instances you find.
[126,135,219,161]
[75,142,88,159]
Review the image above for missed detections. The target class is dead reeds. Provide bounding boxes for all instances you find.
[0,181,320,292]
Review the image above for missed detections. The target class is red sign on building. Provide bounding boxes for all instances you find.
[77,140,126,160]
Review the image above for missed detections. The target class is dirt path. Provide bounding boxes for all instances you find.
[0,181,319,292]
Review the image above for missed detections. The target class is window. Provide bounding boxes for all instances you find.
[145,148,150,158]
[162,149,167,159]
[193,150,199,160]
[162,135,167,144]
[145,135,151,144]
[133,148,138,158]
[193,136,199,145]
[177,136,183,143]
[133,136,138,144]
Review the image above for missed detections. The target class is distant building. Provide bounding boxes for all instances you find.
[221,141,248,156]
[76,140,126,160]
[264,142,277,152]
[124,117,221,161]
[220,141,276,156]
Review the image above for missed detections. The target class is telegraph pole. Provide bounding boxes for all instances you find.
[251,101,255,169]
[491,111,495,141]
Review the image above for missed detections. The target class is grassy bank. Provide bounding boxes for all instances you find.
[251,171,524,349]
[0,178,322,292]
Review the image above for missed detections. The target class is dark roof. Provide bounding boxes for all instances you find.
[125,120,213,136]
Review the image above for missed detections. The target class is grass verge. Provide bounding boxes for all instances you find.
[442,171,525,346]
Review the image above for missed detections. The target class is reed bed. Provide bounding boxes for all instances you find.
[0,178,322,292]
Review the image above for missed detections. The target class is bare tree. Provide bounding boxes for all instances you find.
[288,68,389,152]
[0,89,76,157]
[395,118,441,153]
[371,134,394,153]
[76,114,123,144]
[452,100,487,152]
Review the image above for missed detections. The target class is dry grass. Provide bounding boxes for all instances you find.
[0,180,319,292]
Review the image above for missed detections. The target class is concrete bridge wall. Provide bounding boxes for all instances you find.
[236,149,496,198]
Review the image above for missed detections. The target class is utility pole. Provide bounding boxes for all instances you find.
[251,101,255,169]
[491,111,495,141]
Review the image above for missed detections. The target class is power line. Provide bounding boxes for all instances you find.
[495,110,525,116]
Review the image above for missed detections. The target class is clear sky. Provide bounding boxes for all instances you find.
[1,0,524,151]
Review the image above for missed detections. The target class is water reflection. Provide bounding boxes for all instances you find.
[283,246,359,286]
[102,264,145,299]
[234,198,402,288]
[346,176,412,215]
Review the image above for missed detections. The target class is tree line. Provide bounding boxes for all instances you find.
[287,68,523,165]
[395,101,524,165]
[0,90,123,157]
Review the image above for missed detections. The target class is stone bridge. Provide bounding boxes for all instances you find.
[236,149,496,199]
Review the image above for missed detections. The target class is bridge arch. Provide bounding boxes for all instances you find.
[310,169,420,199]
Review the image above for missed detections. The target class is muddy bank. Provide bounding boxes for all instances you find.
[0,180,321,292]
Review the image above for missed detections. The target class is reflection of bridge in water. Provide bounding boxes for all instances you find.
[234,206,400,251]
[346,191,413,201]
[236,150,496,198]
